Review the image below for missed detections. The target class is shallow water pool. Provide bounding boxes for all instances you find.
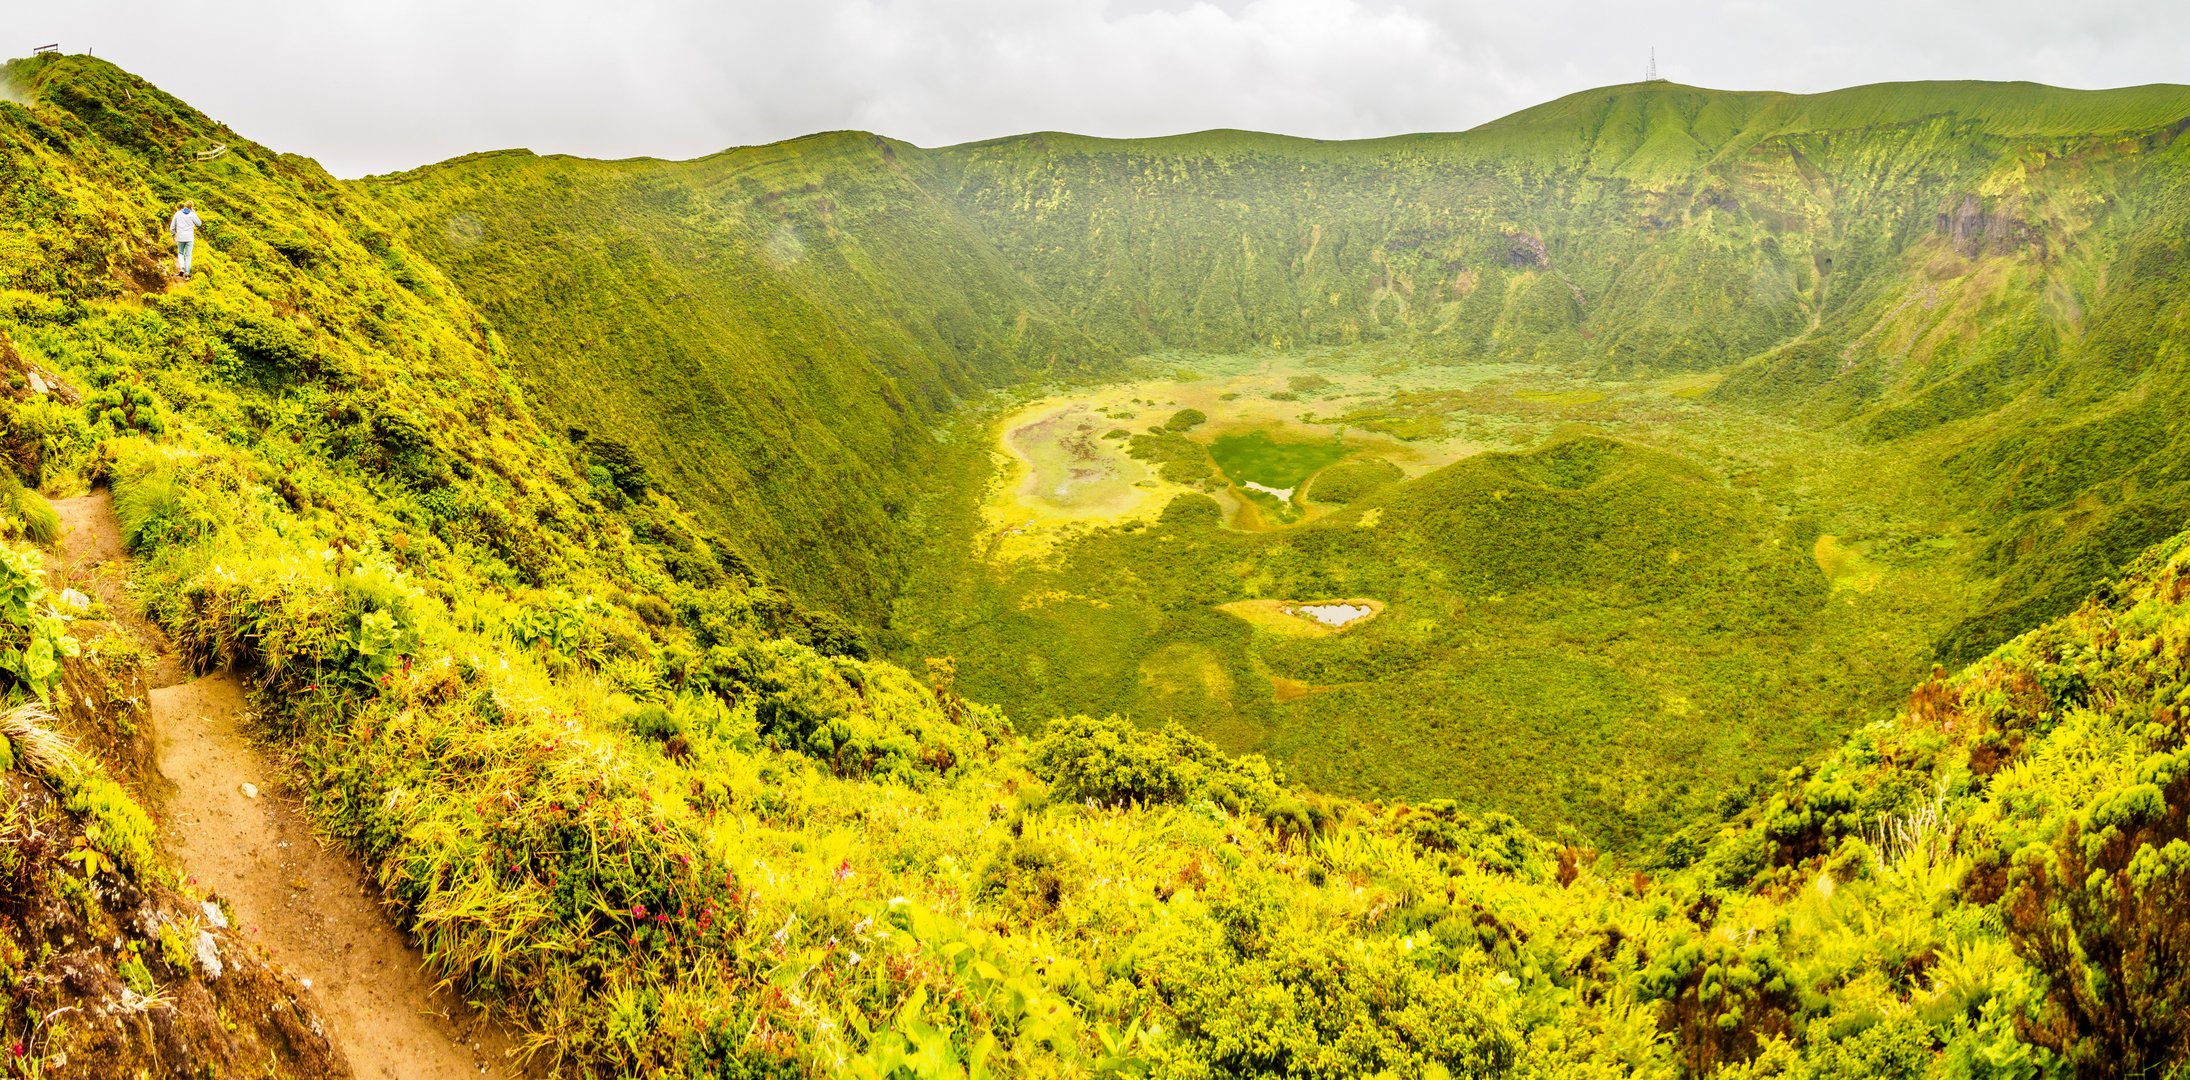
[1290,603,1374,628]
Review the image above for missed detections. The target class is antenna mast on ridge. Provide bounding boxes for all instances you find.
[1646,47,1659,82]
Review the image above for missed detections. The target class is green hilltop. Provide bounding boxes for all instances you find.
[1,49,2189,1078]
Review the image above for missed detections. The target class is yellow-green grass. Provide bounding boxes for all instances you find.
[1660,372,1725,399]
[983,353,1522,550]
[1215,597,1388,638]
[987,399,1203,561]
[1512,388,1611,406]
[1813,534,1886,593]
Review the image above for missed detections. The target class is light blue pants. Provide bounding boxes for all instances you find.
[176,240,194,275]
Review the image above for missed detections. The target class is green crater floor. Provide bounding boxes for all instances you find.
[896,343,1984,850]
[1208,432,1352,499]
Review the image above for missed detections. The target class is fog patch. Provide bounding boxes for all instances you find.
[764,223,805,268]
[443,212,484,250]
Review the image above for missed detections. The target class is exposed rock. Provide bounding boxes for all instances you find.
[1937,194,2046,258]
[196,928,224,978]
[1504,230,1551,269]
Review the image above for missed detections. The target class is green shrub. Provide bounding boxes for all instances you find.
[622,704,681,742]
[0,396,90,485]
[1395,802,1540,875]
[976,836,1075,920]
[1163,408,1207,431]
[1029,714,1280,812]
[0,545,78,699]
[1305,457,1402,504]
[83,368,166,435]
[113,456,218,554]
[1635,930,1798,1075]
[1126,430,1213,484]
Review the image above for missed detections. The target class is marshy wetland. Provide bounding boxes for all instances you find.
[986,348,1522,555]
[896,342,1984,845]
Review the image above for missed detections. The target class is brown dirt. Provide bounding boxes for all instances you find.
[50,490,185,690]
[52,490,523,1079]
[0,770,352,1079]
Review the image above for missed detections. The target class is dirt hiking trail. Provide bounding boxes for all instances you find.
[53,491,520,1079]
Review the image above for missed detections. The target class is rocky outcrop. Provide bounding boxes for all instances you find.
[1504,230,1551,269]
[1937,194,2045,259]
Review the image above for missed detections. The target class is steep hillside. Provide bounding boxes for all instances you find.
[366,138,1109,620]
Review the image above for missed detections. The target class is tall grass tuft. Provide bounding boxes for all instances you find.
[0,703,82,782]
[0,469,59,545]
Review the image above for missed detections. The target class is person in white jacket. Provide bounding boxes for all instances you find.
[170,200,202,280]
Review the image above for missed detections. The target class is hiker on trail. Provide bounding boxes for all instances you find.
[169,200,201,281]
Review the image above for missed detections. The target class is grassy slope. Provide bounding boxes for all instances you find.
[365,137,1111,620]
[10,53,2190,1080]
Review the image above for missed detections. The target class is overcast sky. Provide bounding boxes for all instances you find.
[7,0,2187,177]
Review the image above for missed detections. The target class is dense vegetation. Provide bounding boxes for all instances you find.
[924,84,2190,663]
[364,138,1109,621]
[364,78,2190,848]
[2,51,2190,1078]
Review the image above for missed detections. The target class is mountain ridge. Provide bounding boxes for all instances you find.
[365,78,2190,180]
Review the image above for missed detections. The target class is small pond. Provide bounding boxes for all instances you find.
[1290,602,1374,628]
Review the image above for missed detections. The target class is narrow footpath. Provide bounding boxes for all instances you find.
[52,491,518,1079]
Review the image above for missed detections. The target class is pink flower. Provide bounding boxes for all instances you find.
[631,903,647,918]
[834,860,854,882]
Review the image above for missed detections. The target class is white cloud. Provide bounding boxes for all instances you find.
[5,0,2187,176]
